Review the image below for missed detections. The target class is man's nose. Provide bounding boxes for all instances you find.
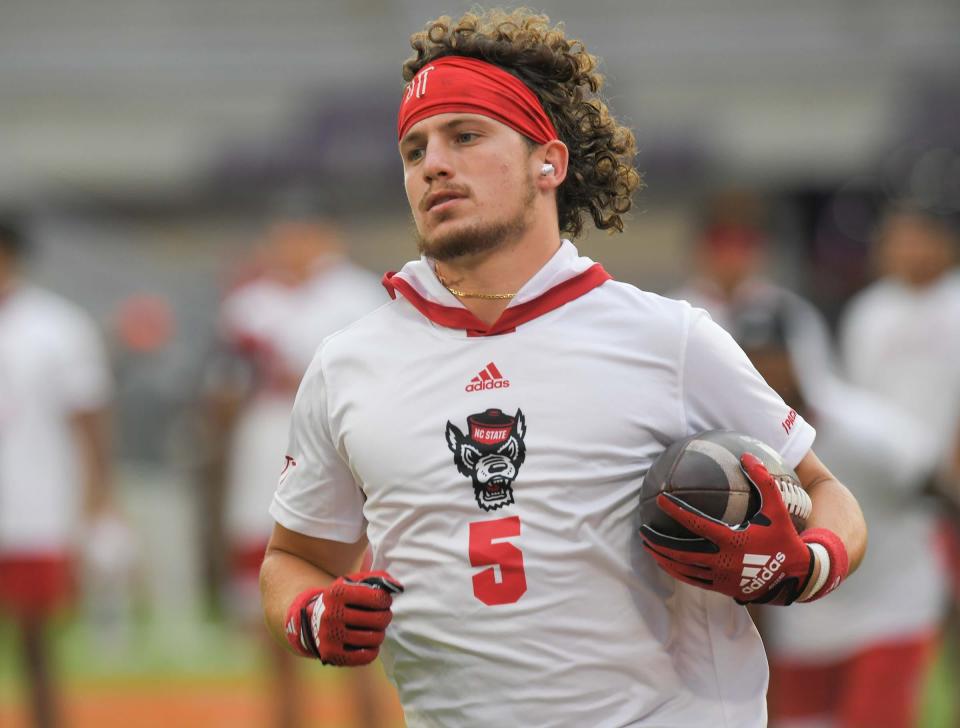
[422,140,454,181]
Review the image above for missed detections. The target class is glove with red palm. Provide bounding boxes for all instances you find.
[285,571,403,665]
[640,453,847,605]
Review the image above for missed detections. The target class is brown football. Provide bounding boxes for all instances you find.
[639,430,810,538]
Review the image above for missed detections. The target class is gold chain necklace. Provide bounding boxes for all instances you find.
[436,273,517,300]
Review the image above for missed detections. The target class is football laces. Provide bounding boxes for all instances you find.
[774,476,813,522]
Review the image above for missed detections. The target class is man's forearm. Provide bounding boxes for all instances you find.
[260,547,339,648]
[259,525,371,651]
[794,450,867,576]
[803,475,867,575]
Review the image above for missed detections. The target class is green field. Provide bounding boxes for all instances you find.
[1,614,956,727]
[0,613,404,728]
[922,643,959,728]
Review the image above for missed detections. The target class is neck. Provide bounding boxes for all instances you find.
[434,225,562,326]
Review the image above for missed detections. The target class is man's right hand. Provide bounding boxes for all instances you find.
[285,571,403,666]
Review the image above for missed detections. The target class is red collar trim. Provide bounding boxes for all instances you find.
[381,263,611,337]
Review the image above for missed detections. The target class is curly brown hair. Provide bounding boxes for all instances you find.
[403,8,642,237]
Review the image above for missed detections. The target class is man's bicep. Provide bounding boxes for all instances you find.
[266,522,368,577]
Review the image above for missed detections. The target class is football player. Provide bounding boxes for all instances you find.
[258,9,867,726]
[204,198,388,727]
[0,215,114,727]
[729,292,946,728]
[841,204,960,468]
[839,202,960,721]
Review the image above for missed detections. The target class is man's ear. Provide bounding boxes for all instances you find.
[537,139,569,189]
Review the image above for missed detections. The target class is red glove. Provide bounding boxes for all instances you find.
[640,453,847,605]
[285,571,403,665]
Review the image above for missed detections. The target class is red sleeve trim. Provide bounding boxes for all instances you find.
[381,263,612,336]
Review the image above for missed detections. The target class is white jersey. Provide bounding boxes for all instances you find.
[840,272,960,458]
[271,241,815,727]
[0,284,112,552]
[762,381,946,661]
[222,259,384,542]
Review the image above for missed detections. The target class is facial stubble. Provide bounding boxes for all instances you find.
[415,172,538,262]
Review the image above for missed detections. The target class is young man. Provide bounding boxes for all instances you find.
[727,293,945,728]
[208,200,388,727]
[840,204,960,473]
[0,216,114,727]
[260,10,867,726]
[839,203,960,720]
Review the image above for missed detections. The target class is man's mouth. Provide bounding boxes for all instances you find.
[424,190,467,212]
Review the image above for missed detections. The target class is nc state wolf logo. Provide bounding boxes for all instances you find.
[446,408,526,512]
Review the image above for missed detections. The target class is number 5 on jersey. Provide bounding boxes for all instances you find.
[469,516,527,605]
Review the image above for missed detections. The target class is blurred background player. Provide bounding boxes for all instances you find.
[0,215,115,728]
[841,203,960,461]
[838,202,960,718]
[727,292,948,728]
[201,195,387,728]
[671,190,838,402]
[670,189,771,331]
[840,203,960,487]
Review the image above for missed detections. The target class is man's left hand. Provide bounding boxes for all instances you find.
[640,453,815,605]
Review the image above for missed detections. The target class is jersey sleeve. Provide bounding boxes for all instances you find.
[681,308,815,470]
[56,307,112,412]
[268,352,366,542]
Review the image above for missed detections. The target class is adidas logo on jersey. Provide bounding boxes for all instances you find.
[465,362,510,392]
[739,552,786,595]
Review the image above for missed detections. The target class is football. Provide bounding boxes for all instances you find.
[639,430,811,538]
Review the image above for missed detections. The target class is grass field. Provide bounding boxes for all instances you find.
[0,613,404,728]
[921,644,959,728]
[0,614,956,727]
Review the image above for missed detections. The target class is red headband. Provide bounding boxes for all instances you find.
[397,55,559,144]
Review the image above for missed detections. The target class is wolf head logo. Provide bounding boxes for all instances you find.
[445,408,527,512]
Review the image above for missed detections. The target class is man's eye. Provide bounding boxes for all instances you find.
[457,132,477,143]
[407,148,424,162]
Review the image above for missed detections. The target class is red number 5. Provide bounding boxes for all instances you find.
[469,516,527,606]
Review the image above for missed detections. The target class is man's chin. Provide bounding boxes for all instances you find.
[415,183,534,262]
[417,222,504,262]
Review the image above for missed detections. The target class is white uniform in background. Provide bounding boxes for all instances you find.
[0,284,112,555]
[221,259,384,557]
[672,277,838,407]
[840,272,960,459]
[272,241,815,728]
[762,381,946,660]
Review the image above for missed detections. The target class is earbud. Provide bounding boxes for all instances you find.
[540,163,555,176]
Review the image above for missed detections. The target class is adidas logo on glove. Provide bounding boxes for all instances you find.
[739,552,786,595]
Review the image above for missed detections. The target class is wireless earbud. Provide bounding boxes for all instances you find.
[540,163,555,176]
